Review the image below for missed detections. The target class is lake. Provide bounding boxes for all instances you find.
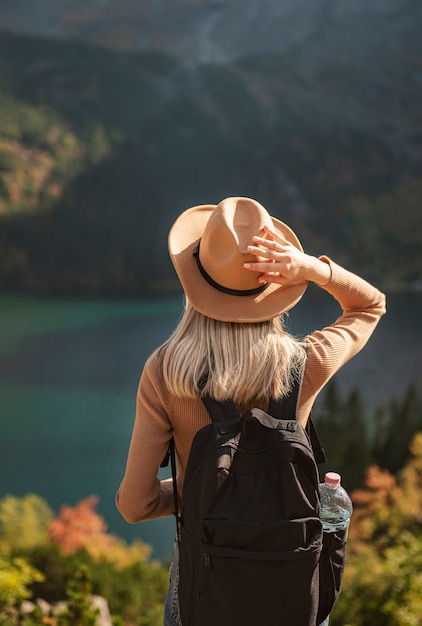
[0,289,421,561]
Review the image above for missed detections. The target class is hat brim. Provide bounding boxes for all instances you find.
[168,204,307,322]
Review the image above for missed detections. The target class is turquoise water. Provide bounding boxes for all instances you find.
[0,294,183,561]
[0,291,421,560]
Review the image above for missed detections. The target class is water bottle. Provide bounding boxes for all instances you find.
[319,471,353,532]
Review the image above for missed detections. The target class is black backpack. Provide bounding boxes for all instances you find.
[163,371,347,626]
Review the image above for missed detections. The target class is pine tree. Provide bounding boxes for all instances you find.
[379,382,421,474]
[341,387,371,490]
[370,403,389,467]
[313,379,346,478]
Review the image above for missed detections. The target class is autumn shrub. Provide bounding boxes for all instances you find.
[329,433,422,626]
[48,495,151,566]
[1,495,168,625]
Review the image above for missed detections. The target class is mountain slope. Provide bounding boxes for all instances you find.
[0,27,420,295]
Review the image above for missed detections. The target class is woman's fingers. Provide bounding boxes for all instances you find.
[245,228,310,285]
[244,261,280,272]
[261,226,292,246]
[247,245,280,260]
[247,240,295,264]
[249,229,294,259]
[251,236,289,253]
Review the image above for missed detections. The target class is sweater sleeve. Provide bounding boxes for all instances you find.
[115,354,175,522]
[297,257,386,423]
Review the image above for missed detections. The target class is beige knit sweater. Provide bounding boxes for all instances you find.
[116,259,386,523]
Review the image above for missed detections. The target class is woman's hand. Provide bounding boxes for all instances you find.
[243,227,331,286]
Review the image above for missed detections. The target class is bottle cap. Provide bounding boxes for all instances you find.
[324,472,341,489]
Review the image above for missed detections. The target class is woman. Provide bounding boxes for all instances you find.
[116,197,386,625]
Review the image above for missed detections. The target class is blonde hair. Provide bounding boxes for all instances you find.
[161,301,306,407]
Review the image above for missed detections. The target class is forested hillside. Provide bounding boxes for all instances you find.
[0,22,421,295]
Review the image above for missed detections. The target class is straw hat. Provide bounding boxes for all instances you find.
[168,197,307,322]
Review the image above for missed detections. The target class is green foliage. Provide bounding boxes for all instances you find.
[0,554,44,623]
[0,490,167,625]
[341,388,372,488]
[344,179,422,288]
[314,381,372,490]
[0,494,53,551]
[314,380,422,491]
[374,382,422,474]
[12,535,167,625]
[56,566,99,626]
[0,90,112,218]
[85,558,167,626]
[332,533,422,626]
[0,94,52,143]
[330,433,422,626]
[17,543,91,604]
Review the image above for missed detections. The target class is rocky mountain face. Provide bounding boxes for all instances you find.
[0,0,419,65]
[1,0,420,156]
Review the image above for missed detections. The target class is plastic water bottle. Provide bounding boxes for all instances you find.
[319,472,353,532]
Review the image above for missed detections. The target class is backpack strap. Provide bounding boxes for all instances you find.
[161,391,240,544]
[268,375,326,466]
[160,436,181,543]
[307,419,326,465]
[201,396,239,422]
[267,374,302,421]
[201,366,327,466]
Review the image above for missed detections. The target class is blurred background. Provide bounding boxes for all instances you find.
[0,0,421,569]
